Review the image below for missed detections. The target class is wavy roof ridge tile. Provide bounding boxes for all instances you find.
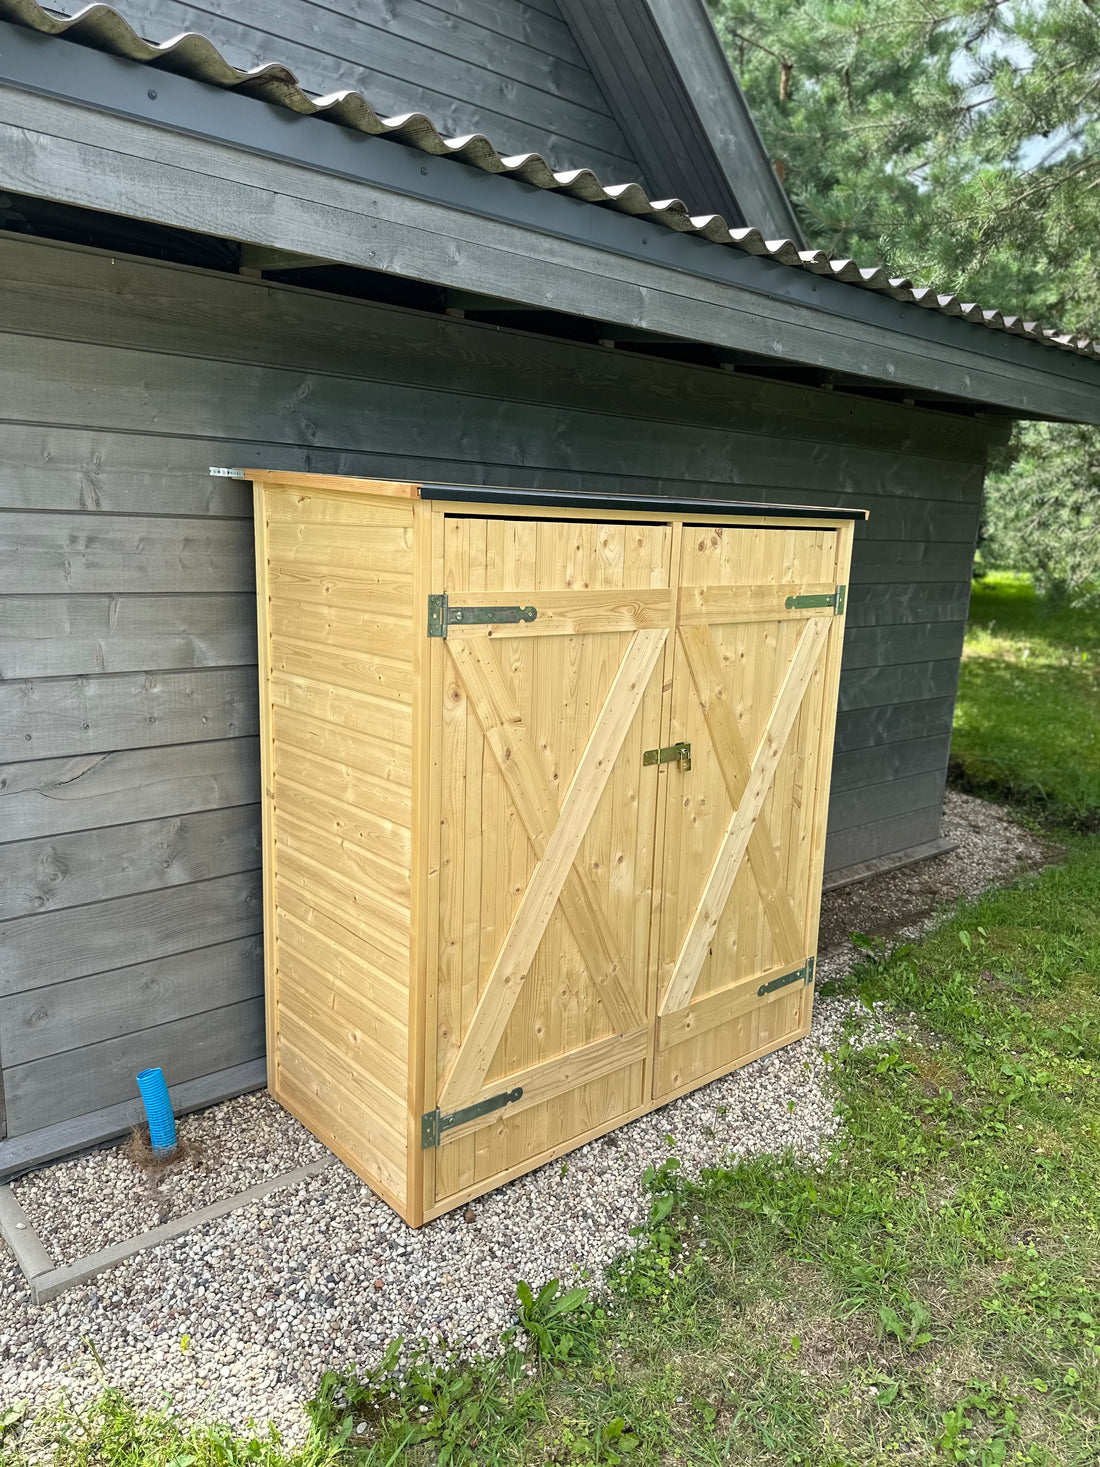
[2,0,1097,363]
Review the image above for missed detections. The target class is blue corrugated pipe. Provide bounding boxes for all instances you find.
[136,1067,178,1155]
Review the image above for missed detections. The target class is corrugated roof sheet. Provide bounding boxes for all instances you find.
[3,0,1098,364]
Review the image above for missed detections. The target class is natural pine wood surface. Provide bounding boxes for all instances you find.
[253,473,855,1224]
[651,524,847,1099]
[254,478,416,1209]
[429,516,670,1204]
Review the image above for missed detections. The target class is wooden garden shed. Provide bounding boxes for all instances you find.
[0,0,1098,1179]
[253,473,861,1220]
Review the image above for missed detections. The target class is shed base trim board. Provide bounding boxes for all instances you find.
[0,1155,337,1304]
[821,836,958,893]
[0,1058,267,1180]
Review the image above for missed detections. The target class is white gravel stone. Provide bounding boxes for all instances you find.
[12,1093,329,1264]
[818,788,1051,957]
[0,792,1051,1442]
[0,997,882,1443]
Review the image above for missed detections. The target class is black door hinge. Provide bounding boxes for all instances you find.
[421,1087,524,1148]
[757,956,815,997]
[427,593,537,638]
[785,586,846,615]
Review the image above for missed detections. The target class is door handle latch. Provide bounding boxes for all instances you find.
[643,741,691,771]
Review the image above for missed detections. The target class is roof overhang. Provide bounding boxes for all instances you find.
[1,17,1098,424]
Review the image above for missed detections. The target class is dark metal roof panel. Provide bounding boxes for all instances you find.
[1,0,1096,365]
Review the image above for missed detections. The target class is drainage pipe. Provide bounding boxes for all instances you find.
[136,1067,178,1155]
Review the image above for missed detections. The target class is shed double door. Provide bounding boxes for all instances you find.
[428,513,846,1212]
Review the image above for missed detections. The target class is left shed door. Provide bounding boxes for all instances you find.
[428,515,673,1212]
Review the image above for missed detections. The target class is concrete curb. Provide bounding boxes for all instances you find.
[0,1155,337,1303]
[0,1183,53,1279]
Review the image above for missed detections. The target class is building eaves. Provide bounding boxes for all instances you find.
[2,0,1096,365]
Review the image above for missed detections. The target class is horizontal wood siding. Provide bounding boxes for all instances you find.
[258,483,415,1207]
[45,0,644,181]
[2,1000,265,1133]
[0,936,264,1066]
[0,234,985,1146]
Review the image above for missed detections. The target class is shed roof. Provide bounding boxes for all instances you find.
[1,0,1097,367]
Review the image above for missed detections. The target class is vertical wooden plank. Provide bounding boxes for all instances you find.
[784,532,831,980]
[800,518,856,1032]
[420,503,449,1215]
[741,527,777,989]
[644,516,680,1096]
[434,514,477,1207]
[406,495,437,1225]
[252,479,279,1096]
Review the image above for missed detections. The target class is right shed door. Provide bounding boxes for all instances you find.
[653,522,848,1102]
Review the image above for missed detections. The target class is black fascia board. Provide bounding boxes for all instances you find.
[0,17,1097,400]
[418,484,869,519]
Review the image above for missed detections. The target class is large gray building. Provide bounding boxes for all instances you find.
[0,0,1097,1172]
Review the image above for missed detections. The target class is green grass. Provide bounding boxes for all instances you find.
[7,574,1100,1466]
[952,571,1100,822]
[7,843,1100,1465]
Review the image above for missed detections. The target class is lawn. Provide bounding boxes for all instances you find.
[5,578,1099,1467]
[952,571,1100,823]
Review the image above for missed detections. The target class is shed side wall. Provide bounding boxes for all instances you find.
[257,481,413,1210]
[0,235,983,1153]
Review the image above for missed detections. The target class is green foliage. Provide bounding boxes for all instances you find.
[878,1300,933,1350]
[308,1336,545,1465]
[0,1408,25,1441]
[515,1280,599,1364]
[935,1379,1023,1463]
[952,571,1100,821]
[707,0,1100,329]
[1,1391,335,1467]
[545,1414,639,1466]
[707,0,1100,589]
[609,1157,687,1304]
[983,425,1100,605]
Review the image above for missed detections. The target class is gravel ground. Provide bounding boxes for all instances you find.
[0,791,1055,1440]
[818,788,1052,953]
[12,1093,330,1266]
[1,998,889,1440]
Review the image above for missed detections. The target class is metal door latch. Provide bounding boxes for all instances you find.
[421,1087,524,1148]
[643,741,691,771]
[785,585,846,615]
[427,593,537,638]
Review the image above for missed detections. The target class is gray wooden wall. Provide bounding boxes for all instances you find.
[44,0,646,183]
[0,232,984,1158]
